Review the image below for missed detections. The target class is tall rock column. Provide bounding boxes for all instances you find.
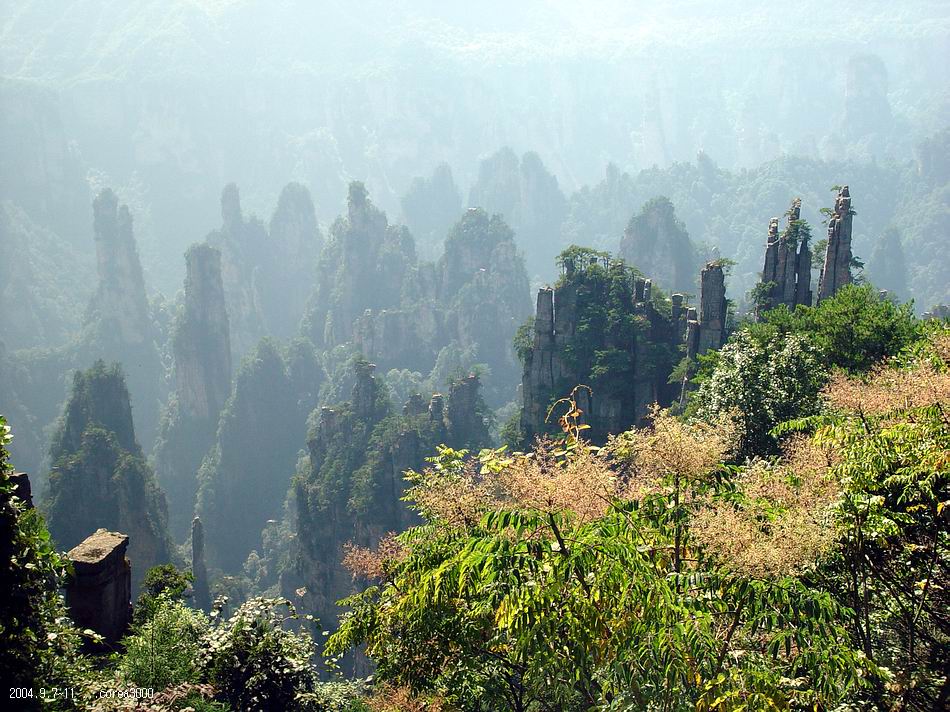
[191,516,210,611]
[83,190,163,449]
[206,184,267,361]
[153,244,232,540]
[818,186,854,301]
[175,245,232,421]
[65,529,132,650]
[521,288,555,437]
[696,263,728,355]
[446,375,490,450]
[90,190,151,346]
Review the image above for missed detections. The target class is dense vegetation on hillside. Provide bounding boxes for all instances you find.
[2,280,945,710]
[330,320,948,711]
[0,7,947,707]
[43,362,176,592]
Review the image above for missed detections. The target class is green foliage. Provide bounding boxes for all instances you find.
[499,407,525,451]
[0,415,86,709]
[692,331,826,458]
[135,564,193,623]
[513,316,534,362]
[105,593,337,711]
[692,284,924,458]
[759,284,922,373]
[748,280,776,313]
[556,244,610,275]
[328,443,864,710]
[49,360,138,461]
[520,246,681,443]
[797,330,949,709]
[811,238,829,269]
[119,595,206,690]
[203,597,319,712]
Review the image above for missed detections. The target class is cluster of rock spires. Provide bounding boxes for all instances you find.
[310,187,530,405]
[286,360,490,663]
[207,182,323,359]
[467,148,567,279]
[521,180,856,445]
[756,198,813,317]
[754,186,854,317]
[520,254,728,442]
[5,167,882,678]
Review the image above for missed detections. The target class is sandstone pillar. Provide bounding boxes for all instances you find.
[65,530,132,648]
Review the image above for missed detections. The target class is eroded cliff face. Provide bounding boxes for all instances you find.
[262,183,323,339]
[152,243,231,540]
[520,253,685,443]
[305,182,416,349]
[351,206,531,405]
[756,198,812,317]
[619,197,701,295]
[286,362,490,668]
[205,184,267,362]
[81,190,164,450]
[195,338,323,572]
[44,361,176,593]
[818,186,854,302]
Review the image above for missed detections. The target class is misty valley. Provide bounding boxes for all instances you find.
[1,2,948,711]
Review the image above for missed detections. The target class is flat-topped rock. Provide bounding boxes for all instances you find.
[9,471,32,508]
[65,529,131,647]
[68,529,128,567]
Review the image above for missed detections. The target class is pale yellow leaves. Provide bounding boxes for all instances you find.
[691,437,840,578]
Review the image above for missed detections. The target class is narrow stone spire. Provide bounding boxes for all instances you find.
[818,186,854,301]
[191,516,210,611]
[91,189,151,345]
[175,244,232,421]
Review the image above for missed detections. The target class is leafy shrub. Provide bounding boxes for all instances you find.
[692,330,826,458]
[118,595,207,690]
[134,564,193,623]
[202,597,319,711]
[758,284,922,373]
[0,415,85,708]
